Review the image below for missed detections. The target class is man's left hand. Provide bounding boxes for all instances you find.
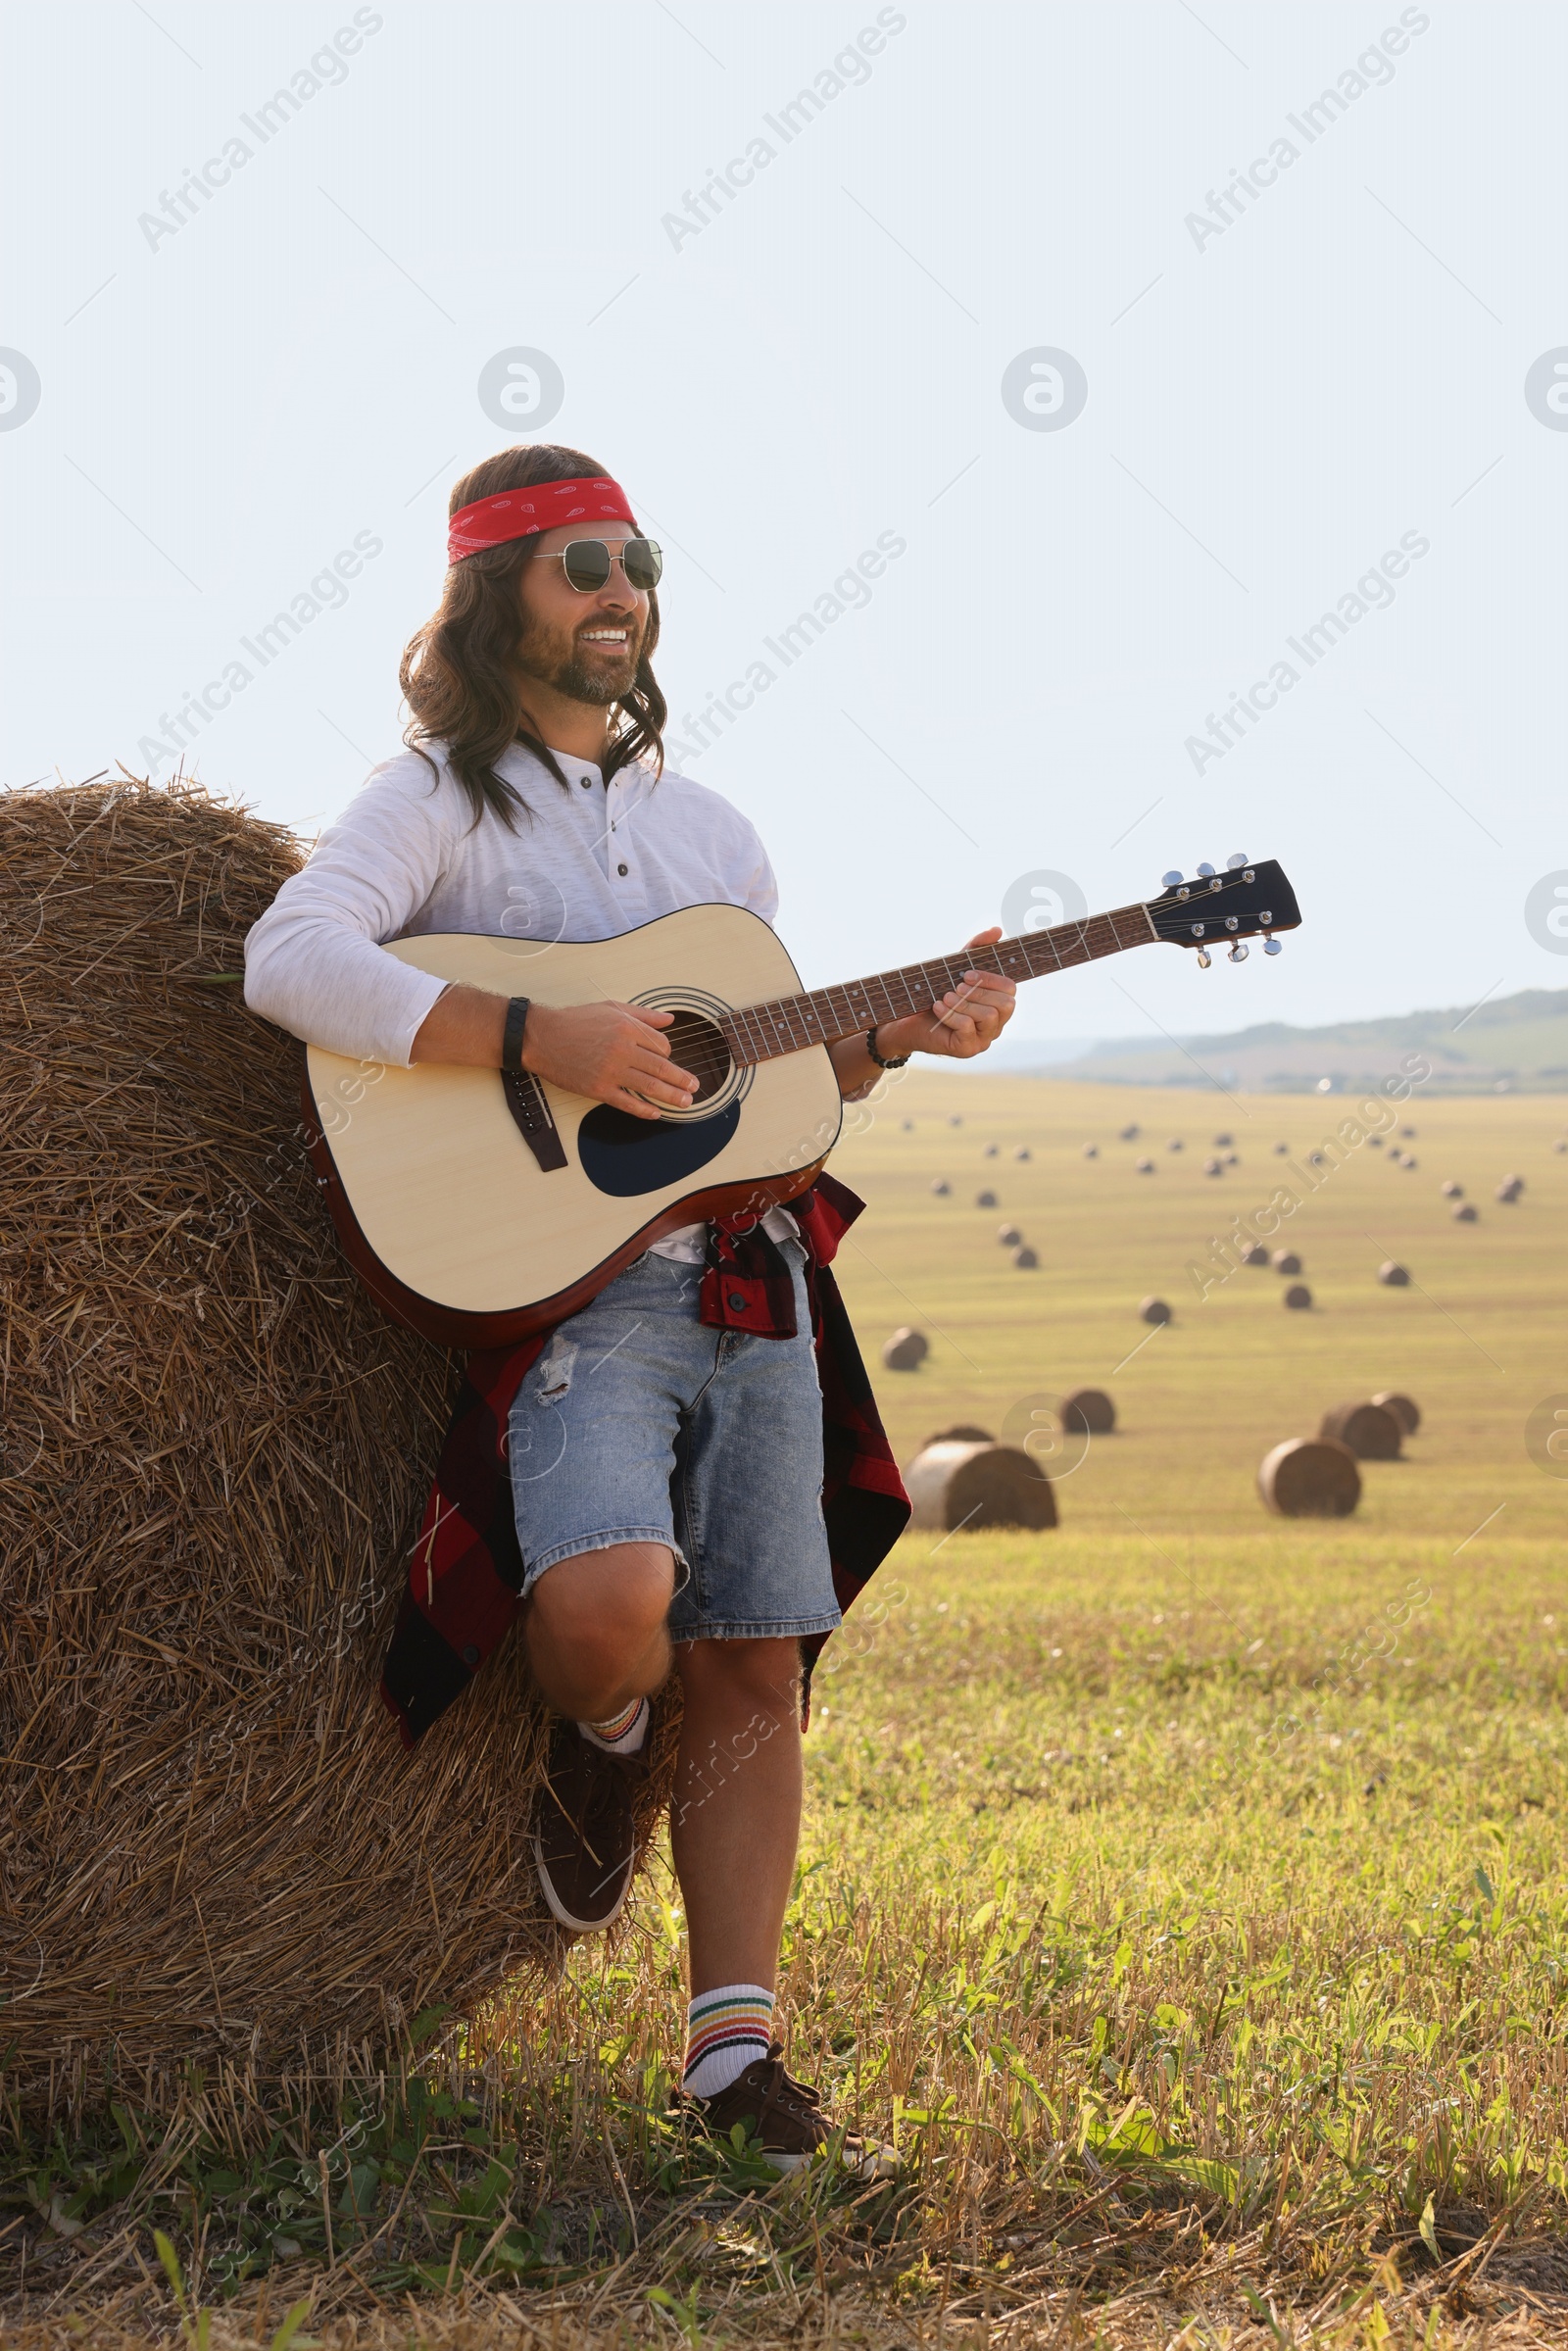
[875,927,1017,1061]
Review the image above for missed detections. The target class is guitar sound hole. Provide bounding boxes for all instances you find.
[661,1010,732,1105]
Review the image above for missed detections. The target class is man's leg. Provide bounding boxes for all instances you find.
[524,1540,674,1721]
[670,1635,803,1992]
[524,1542,676,1933]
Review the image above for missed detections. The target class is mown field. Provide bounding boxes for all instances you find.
[6,1077,1568,2350]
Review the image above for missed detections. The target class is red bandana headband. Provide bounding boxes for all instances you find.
[447,474,639,564]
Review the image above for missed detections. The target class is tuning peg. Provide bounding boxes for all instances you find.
[1226,852,1248,869]
[1196,946,1212,968]
[1264,938,1282,955]
[1228,942,1249,962]
[1197,861,1216,877]
[1161,869,1183,889]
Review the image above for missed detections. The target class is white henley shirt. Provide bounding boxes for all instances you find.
[244,739,806,1262]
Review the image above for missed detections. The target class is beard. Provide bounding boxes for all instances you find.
[514,604,643,708]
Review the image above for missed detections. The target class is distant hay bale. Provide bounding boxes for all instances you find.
[930,1178,951,1197]
[1242,1244,1269,1267]
[1082,1143,1098,1158]
[1272,1249,1302,1276]
[1166,1138,1184,1152]
[1013,1146,1031,1161]
[1273,1141,1291,1155]
[1202,1156,1223,1177]
[1495,1174,1524,1202]
[1372,1391,1421,1436]
[1061,1388,1115,1436]
[1319,1400,1402,1460]
[1011,1244,1039,1269]
[982,1143,999,1158]
[1377,1260,1410,1287]
[1135,1156,1155,1174]
[1441,1179,1463,1198]
[975,1188,998,1208]
[1119,1123,1140,1141]
[1213,1133,1234,1148]
[1283,1283,1313,1310]
[1453,1202,1479,1222]
[1,778,668,2109]
[1258,1439,1361,1518]
[881,1325,929,1371]
[904,1440,1056,1533]
[1138,1296,1172,1325]
[997,1222,1022,1247]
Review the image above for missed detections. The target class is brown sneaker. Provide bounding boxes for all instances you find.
[680,2042,896,2179]
[533,1717,647,1933]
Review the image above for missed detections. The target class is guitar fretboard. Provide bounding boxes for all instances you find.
[720,902,1156,1067]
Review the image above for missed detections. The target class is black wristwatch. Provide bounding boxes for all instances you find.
[501,997,531,1072]
[865,1024,910,1071]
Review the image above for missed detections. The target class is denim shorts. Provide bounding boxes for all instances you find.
[507,1238,840,1642]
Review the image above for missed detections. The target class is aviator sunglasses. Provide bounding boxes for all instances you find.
[534,536,663,594]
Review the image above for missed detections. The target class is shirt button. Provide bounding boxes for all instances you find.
[617,862,628,876]
[727,1292,748,1312]
[579,777,592,789]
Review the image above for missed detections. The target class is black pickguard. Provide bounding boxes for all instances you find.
[576,1102,742,1198]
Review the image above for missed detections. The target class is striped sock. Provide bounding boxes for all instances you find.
[682,1984,775,2099]
[578,1696,649,1756]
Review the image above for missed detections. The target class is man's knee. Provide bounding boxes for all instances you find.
[678,1635,801,1719]
[527,1541,674,1680]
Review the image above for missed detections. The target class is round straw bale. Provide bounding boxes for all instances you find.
[983,1143,999,1158]
[882,1325,929,1370]
[930,1177,951,1196]
[1401,1155,1418,1171]
[1283,1283,1312,1310]
[1139,1296,1172,1325]
[1319,1400,1401,1459]
[1014,1146,1032,1161]
[1166,1138,1184,1151]
[903,1440,1056,1533]
[975,1188,998,1208]
[1453,1201,1478,1222]
[1377,1260,1410,1287]
[1203,1156,1223,1176]
[1372,1391,1421,1436]
[923,1425,995,1446]
[1242,1243,1269,1267]
[901,1118,914,1131]
[1495,1174,1523,1202]
[1082,1142,1099,1158]
[1119,1122,1140,1141]
[1061,1388,1115,1436]
[1272,1249,1302,1275]
[1400,1125,1417,1138]
[1135,1155,1154,1174]
[1441,1179,1463,1198]
[2,780,686,2106]
[1011,1244,1039,1269]
[997,1222,1022,1247]
[948,1113,963,1127]
[1257,1439,1361,1517]
[1273,1141,1291,1153]
[1555,1139,1567,1153]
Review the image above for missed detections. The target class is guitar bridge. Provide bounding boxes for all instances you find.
[501,1069,567,1173]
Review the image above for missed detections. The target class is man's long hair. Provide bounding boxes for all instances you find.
[399,443,667,829]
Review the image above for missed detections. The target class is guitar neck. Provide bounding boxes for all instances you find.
[721,902,1156,1067]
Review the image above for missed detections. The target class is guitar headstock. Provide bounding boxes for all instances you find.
[1146,856,1301,964]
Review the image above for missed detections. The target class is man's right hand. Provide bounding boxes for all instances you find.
[410,984,697,1118]
[522,1000,697,1119]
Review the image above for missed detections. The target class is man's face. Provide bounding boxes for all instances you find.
[513,521,652,708]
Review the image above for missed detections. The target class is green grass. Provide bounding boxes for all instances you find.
[6,1075,1568,2346]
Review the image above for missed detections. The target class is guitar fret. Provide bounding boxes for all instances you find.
[725,896,1168,1067]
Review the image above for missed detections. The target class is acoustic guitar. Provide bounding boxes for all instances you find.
[303,857,1301,1347]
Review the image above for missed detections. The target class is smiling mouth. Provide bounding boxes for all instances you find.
[579,628,631,649]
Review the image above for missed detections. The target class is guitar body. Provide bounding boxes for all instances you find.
[303,906,843,1348]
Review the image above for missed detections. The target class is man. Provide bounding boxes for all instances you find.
[245,443,1014,2169]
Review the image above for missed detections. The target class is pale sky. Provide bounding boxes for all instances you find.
[4,2,1561,1051]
